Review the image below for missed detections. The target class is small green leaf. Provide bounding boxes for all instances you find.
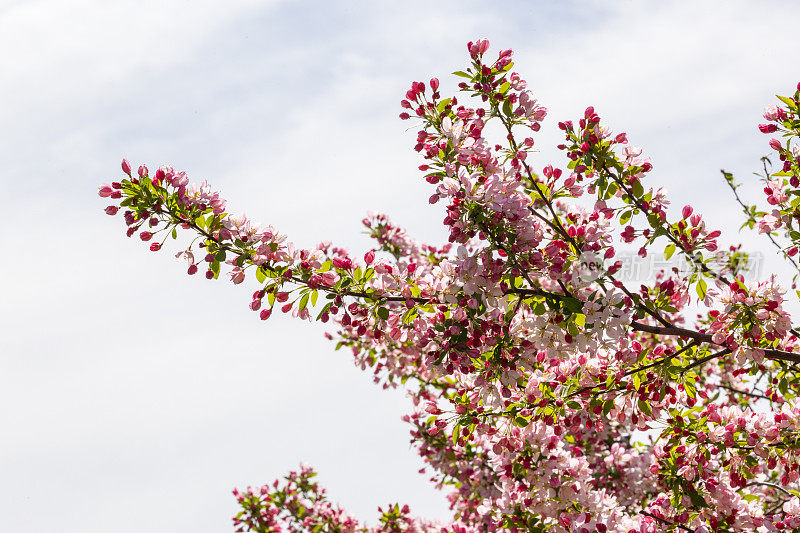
[687,486,707,508]
[256,267,266,283]
[377,307,390,320]
[631,179,644,198]
[664,244,676,260]
[777,94,797,108]
[696,278,707,300]
[403,307,418,324]
[563,297,583,313]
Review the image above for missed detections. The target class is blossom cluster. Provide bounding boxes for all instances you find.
[100,40,800,532]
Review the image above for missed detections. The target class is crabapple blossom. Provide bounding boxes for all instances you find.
[99,40,800,532]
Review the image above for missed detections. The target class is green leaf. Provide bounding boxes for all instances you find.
[299,294,309,312]
[452,70,472,79]
[687,486,707,508]
[256,267,266,283]
[377,307,390,320]
[777,94,797,108]
[214,250,226,261]
[696,278,708,300]
[562,297,583,313]
[631,179,644,198]
[310,290,318,306]
[664,244,676,260]
[638,399,652,416]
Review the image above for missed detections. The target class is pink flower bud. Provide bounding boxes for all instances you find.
[260,308,272,320]
[149,243,161,252]
[770,138,782,151]
[121,159,132,176]
[364,250,375,265]
[682,205,693,219]
[140,231,153,241]
[430,77,439,91]
[104,205,119,215]
[98,184,114,197]
[187,264,198,275]
[205,270,214,279]
[138,165,148,178]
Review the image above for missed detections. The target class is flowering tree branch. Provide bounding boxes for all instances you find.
[99,38,800,532]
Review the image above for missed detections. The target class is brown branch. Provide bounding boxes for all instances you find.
[630,321,800,364]
[717,383,771,401]
[169,204,800,365]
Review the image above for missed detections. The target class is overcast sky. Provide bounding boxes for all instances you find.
[2,1,800,531]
